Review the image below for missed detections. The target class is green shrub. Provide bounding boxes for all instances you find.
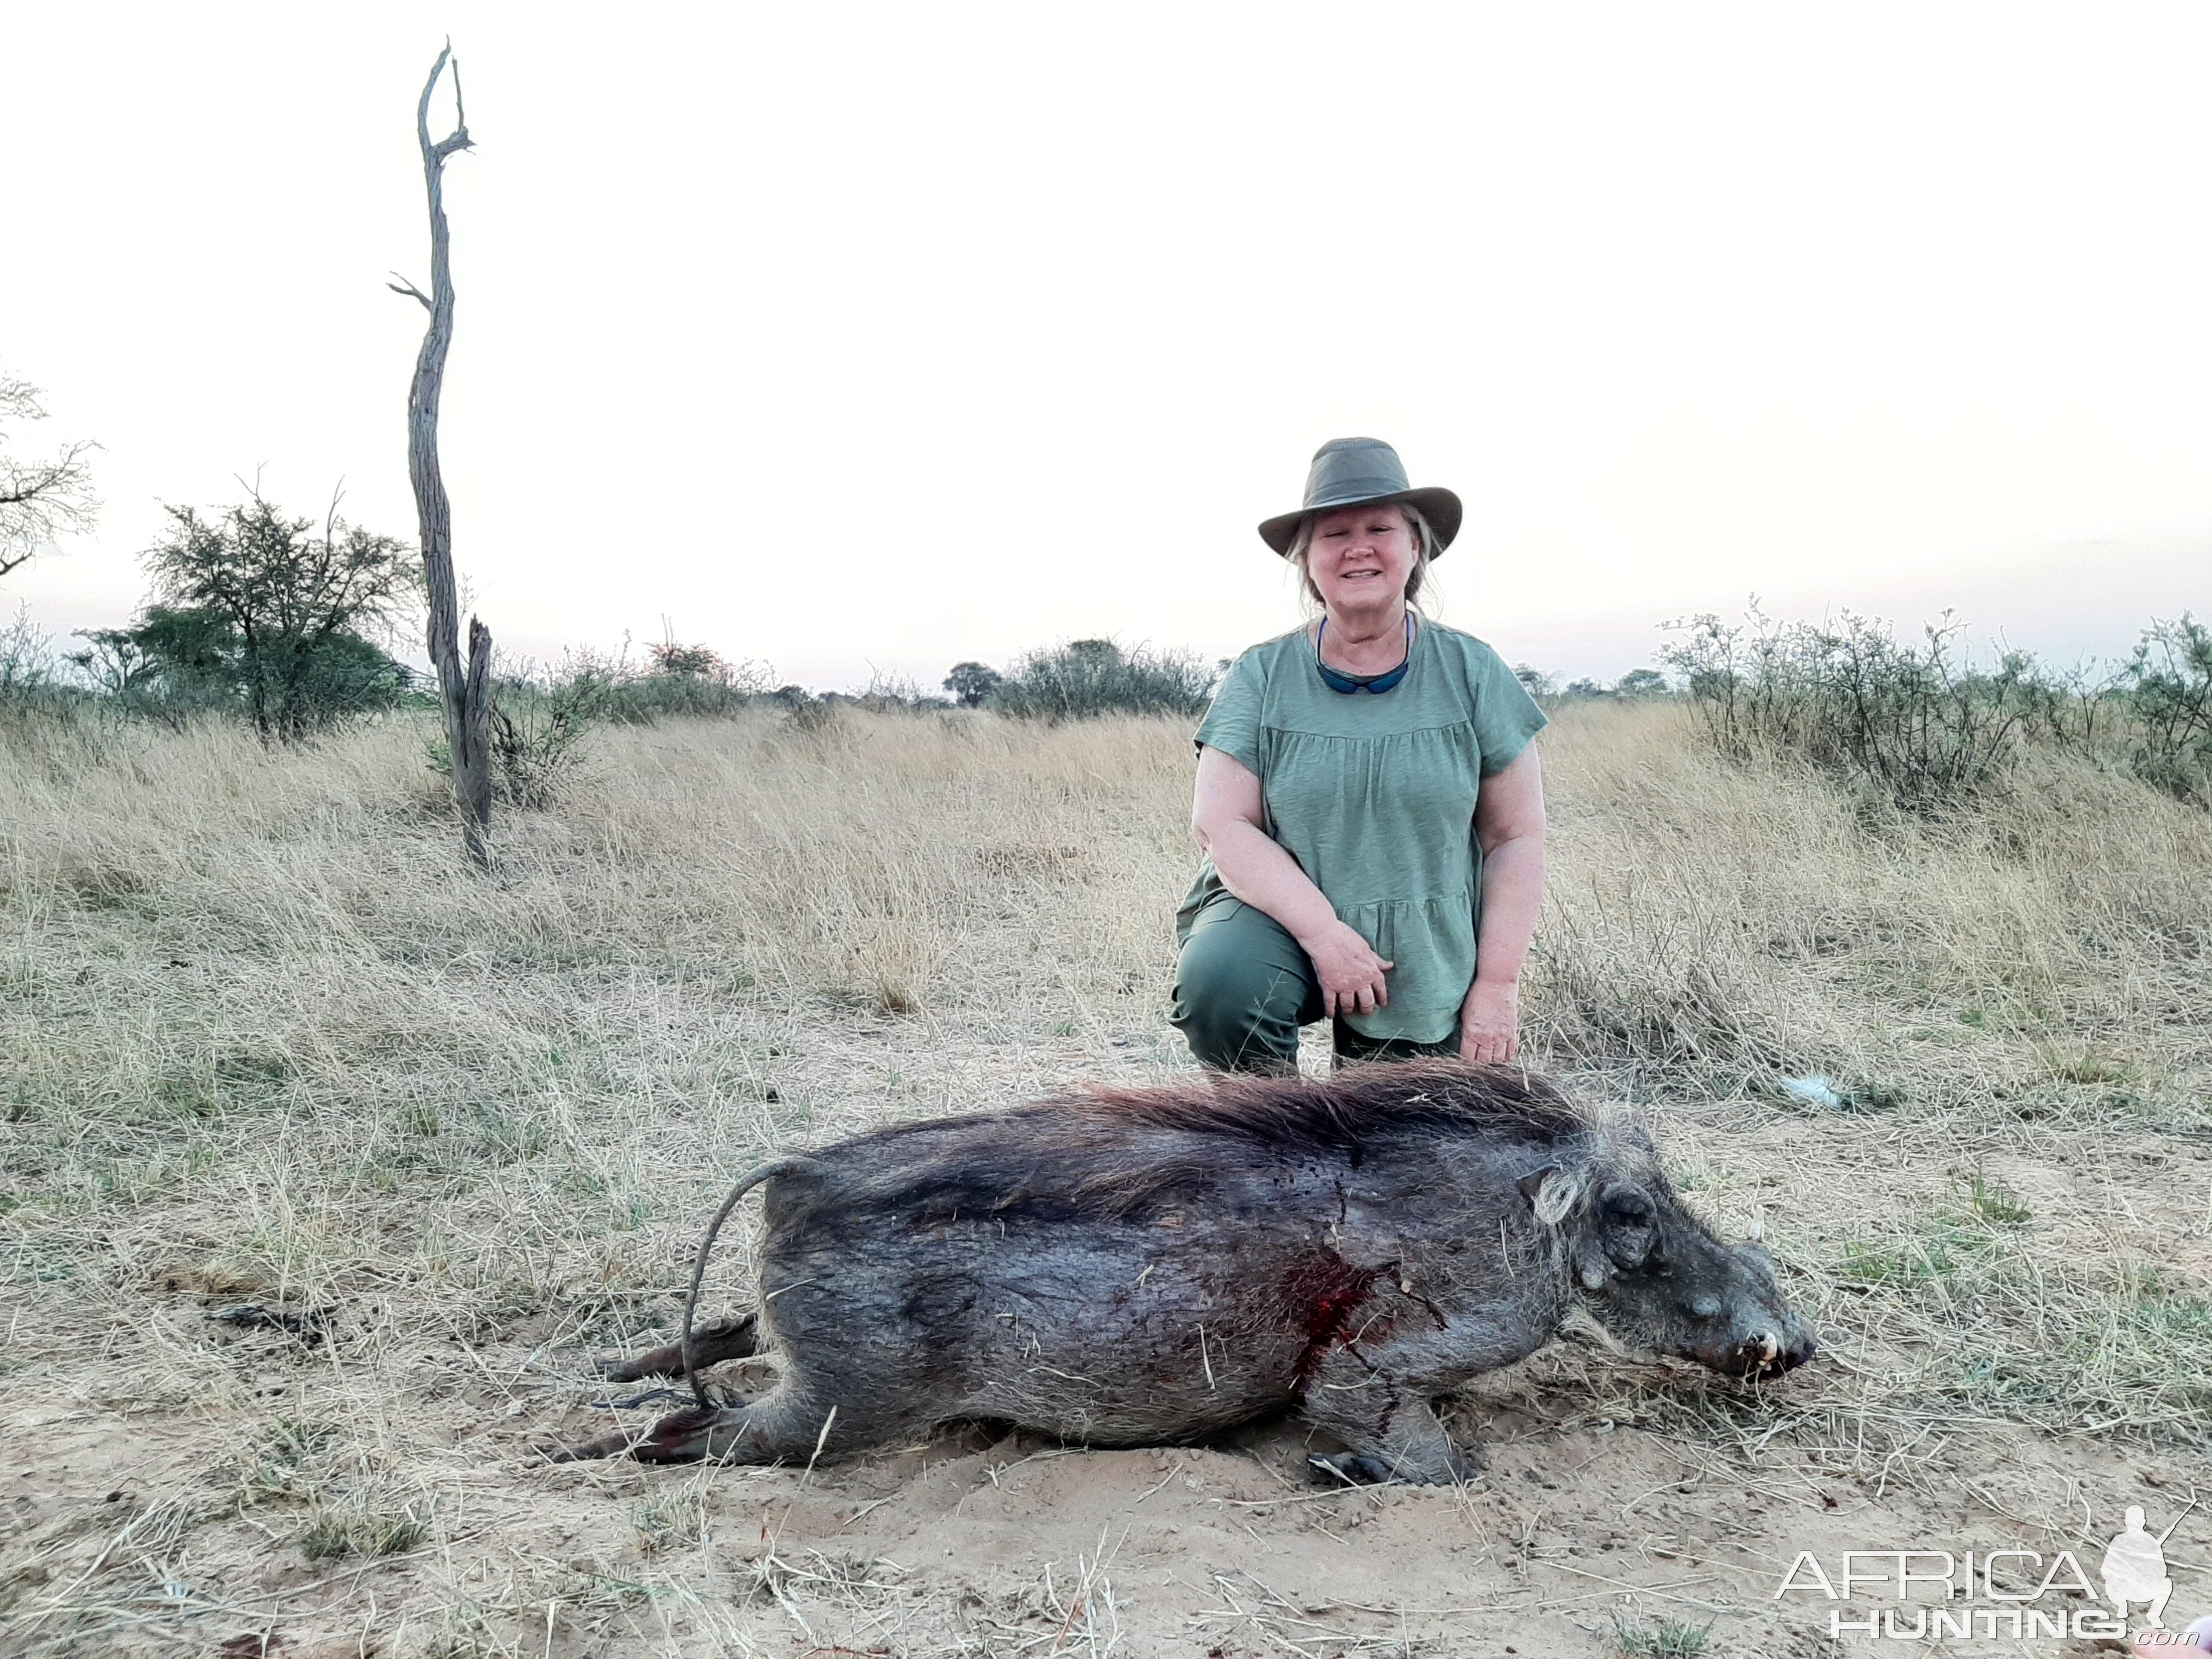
[1663,605,2212,811]
[839,670,949,715]
[1,607,116,737]
[437,641,777,805]
[132,493,419,741]
[0,604,81,716]
[71,605,238,724]
[1559,669,1669,701]
[988,638,1217,721]
[2121,614,2212,799]
[578,641,770,724]
[943,661,1002,707]
[1513,663,1557,699]
[461,641,776,739]
[77,607,413,734]
[484,668,618,809]
[1660,607,2080,812]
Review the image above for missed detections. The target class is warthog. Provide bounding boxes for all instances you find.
[552,1060,1812,1482]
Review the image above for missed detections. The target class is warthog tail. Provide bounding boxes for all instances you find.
[682,1156,821,1409]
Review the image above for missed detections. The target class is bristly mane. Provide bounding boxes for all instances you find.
[1055,1059,1588,1154]
[771,1062,1595,1231]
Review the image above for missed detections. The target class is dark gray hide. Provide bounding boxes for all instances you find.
[555,1061,1813,1482]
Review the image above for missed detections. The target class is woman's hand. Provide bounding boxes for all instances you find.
[1194,752,1393,1022]
[1459,977,1521,1065]
[1305,920,1394,1019]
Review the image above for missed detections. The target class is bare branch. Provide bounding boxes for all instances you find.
[0,445,96,504]
[417,41,473,163]
[415,41,450,153]
[387,273,433,309]
[0,378,100,578]
[400,43,492,866]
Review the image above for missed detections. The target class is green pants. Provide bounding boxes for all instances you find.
[1170,896,1459,1073]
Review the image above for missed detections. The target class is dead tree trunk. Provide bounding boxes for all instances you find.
[391,44,493,869]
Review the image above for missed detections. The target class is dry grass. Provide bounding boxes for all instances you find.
[1535,700,2212,1116]
[1,699,2206,1655]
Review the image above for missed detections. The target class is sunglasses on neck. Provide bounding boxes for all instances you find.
[1315,614,1414,695]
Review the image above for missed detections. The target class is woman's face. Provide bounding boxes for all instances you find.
[1304,503,1418,614]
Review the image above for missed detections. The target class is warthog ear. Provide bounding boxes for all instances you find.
[1518,1165,1581,1226]
[1600,1184,1658,1271]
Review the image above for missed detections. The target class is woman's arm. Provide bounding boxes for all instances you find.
[1459,743,1547,1065]
[1192,744,1395,1018]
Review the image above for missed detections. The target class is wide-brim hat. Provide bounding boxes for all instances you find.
[1258,436,1463,557]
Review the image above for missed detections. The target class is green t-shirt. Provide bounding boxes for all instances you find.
[1178,619,1548,1043]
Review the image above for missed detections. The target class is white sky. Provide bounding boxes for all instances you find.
[5,0,2208,689]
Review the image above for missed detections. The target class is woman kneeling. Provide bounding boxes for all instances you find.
[1173,437,1548,1073]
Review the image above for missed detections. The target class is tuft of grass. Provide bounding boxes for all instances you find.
[1954,1275,2212,1428]
[236,1417,334,1505]
[1611,1611,1713,1657]
[1838,1231,1971,1289]
[1837,1175,2033,1288]
[2034,1042,2137,1085]
[300,1496,428,1560]
[2057,1278,2212,1417]
[630,1485,709,1555]
[1960,1170,2031,1226]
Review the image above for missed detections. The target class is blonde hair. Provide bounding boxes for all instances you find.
[1285,501,1438,613]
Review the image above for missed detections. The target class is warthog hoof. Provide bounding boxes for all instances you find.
[536,1427,646,1464]
[1307,1446,1482,1487]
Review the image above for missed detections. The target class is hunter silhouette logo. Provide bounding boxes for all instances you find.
[2102,1500,2196,1630]
[1774,1494,2203,1641]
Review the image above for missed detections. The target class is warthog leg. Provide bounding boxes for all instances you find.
[1297,1349,1480,1486]
[542,1385,862,1468]
[596,1313,760,1384]
[538,1423,660,1464]
[626,1387,860,1466]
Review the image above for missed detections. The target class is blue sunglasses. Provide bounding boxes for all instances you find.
[1315,615,1413,695]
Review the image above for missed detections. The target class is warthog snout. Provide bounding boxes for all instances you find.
[1550,1189,1819,1382]
[1731,1321,1816,1379]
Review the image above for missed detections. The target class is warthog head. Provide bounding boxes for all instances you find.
[1523,1147,1815,1380]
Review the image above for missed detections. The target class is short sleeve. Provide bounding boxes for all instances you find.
[1192,648,1267,776]
[1469,643,1548,776]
